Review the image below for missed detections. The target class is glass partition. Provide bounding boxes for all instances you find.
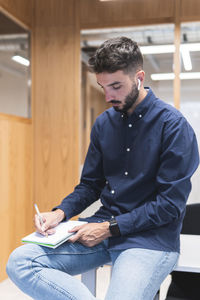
[0,12,30,118]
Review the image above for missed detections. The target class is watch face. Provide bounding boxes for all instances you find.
[110,219,117,226]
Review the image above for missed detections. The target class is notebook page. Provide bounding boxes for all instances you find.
[22,220,87,246]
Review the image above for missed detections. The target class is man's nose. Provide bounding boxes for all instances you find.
[105,91,114,103]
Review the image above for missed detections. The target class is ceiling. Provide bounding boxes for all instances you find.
[81,23,200,49]
[0,12,199,81]
[81,23,200,78]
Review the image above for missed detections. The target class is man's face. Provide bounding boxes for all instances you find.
[96,70,139,114]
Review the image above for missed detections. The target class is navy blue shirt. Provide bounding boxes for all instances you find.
[56,88,199,252]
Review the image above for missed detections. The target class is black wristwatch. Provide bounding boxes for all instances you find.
[109,216,121,237]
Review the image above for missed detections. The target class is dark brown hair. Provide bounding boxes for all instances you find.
[88,36,143,74]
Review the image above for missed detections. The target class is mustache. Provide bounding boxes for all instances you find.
[109,100,121,104]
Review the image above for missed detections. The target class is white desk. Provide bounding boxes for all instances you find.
[154,234,200,300]
[82,234,200,299]
[175,234,200,273]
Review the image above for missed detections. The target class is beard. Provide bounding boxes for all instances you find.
[112,83,139,113]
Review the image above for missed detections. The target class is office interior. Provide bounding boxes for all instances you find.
[0,0,200,298]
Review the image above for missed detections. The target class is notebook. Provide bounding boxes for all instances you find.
[21,220,87,249]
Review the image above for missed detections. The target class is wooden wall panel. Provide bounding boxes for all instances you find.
[78,0,175,29]
[78,0,200,29]
[0,0,33,29]
[0,115,32,281]
[181,0,200,22]
[32,0,80,212]
[0,0,33,282]
[174,0,181,110]
[81,70,109,161]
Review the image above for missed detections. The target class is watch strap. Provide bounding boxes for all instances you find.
[109,216,121,237]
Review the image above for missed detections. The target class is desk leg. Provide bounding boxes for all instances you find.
[81,269,97,296]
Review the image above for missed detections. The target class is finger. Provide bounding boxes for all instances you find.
[39,231,48,236]
[35,215,49,235]
[34,215,44,232]
[79,240,95,247]
[46,228,56,235]
[68,224,85,233]
[40,218,53,232]
[68,232,81,243]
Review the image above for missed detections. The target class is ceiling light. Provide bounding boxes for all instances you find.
[141,43,200,71]
[140,43,200,55]
[180,72,200,79]
[181,48,192,71]
[151,72,200,81]
[151,73,175,80]
[180,43,200,52]
[12,55,30,67]
[140,45,175,55]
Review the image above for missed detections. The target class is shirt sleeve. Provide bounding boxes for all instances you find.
[53,121,105,220]
[116,116,200,236]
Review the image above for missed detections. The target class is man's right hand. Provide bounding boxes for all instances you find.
[34,209,65,236]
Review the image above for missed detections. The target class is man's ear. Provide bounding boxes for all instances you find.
[136,70,145,87]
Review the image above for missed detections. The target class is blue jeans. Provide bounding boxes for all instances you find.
[6,240,179,300]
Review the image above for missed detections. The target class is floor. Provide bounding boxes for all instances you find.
[0,266,170,300]
[0,278,32,300]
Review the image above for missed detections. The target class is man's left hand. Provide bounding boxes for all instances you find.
[68,222,111,247]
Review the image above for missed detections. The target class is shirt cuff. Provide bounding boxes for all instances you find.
[116,212,134,236]
[52,205,70,221]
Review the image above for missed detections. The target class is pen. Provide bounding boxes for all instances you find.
[34,203,48,236]
[34,203,44,225]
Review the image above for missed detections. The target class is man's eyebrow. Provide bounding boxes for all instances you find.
[108,81,121,87]
[97,81,122,87]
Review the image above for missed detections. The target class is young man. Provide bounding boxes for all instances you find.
[7,37,199,300]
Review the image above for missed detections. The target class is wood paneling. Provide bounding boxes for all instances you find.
[0,115,32,281]
[0,11,28,34]
[78,0,200,29]
[0,0,33,29]
[78,0,175,29]
[32,0,80,212]
[174,0,181,110]
[82,70,109,161]
[181,0,200,22]
[0,0,33,282]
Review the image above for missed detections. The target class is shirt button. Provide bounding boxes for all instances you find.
[128,124,132,128]
[106,181,108,184]
[139,114,142,118]
[125,172,128,176]
[121,114,124,118]
[111,190,115,194]
[127,148,130,152]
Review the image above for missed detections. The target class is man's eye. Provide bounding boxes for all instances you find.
[113,85,121,90]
